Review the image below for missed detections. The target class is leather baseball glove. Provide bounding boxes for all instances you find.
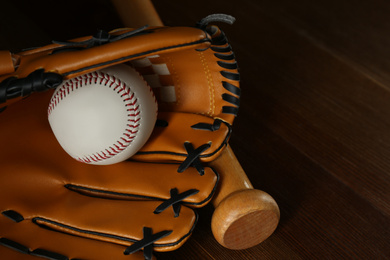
[0,14,240,260]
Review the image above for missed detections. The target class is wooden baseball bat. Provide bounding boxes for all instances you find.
[110,0,280,250]
[111,0,162,28]
[209,145,279,249]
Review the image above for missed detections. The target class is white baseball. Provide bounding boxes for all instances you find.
[48,64,157,165]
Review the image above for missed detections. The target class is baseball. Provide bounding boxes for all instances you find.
[48,64,157,165]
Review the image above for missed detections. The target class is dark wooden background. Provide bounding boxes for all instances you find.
[1,0,389,259]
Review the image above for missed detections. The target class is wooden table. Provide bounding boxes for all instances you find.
[1,0,389,259]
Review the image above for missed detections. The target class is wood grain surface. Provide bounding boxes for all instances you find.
[1,0,389,259]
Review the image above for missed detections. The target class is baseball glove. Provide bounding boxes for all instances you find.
[0,14,240,260]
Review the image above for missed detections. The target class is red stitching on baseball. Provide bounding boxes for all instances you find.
[48,70,150,164]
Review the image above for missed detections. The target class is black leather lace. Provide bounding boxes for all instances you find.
[124,227,172,260]
[53,25,149,49]
[211,31,241,117]
[178,142,211,175]
[196,14,236,29]
[0,69,63,104]
[0,237,69,260]
[191,119,223,132]
[154,188,199,217]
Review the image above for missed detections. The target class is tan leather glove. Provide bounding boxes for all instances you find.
[0,15,240,259]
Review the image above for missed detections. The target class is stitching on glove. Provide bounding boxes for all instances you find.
[53,26,150,49]
[124,227,172,260]
[211,45,232,53]
[220,71,240,81]
[222,93,240,107]
[214,52,235,60]
[222,81,241,96]
[191,119,223,132]
[217,60,238,70]
[153,188,199,217]
[197,51,215,117]
[211,31,228,46]
[211,30,240,117]
[178,142,211,175]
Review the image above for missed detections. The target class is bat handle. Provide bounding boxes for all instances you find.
[111,0,163,28]
[208,145,280,250]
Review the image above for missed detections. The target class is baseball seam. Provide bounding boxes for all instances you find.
[48,71,141,164]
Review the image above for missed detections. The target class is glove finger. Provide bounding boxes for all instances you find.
[64,161,218,208]
[2,185,196,253]
[134,112,232,163]
[0,220,147,260]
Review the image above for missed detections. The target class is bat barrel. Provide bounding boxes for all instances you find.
[209,145,280,249]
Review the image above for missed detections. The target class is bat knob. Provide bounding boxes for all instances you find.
[211,189,280,250]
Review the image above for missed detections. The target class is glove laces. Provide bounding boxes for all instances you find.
[124,227,172,260]
[53,25,149,48]
[154,188,199,217]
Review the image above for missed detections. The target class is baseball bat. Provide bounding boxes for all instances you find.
[111,0,162,28]
[111,0,280,250]
[208,145,279,249]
